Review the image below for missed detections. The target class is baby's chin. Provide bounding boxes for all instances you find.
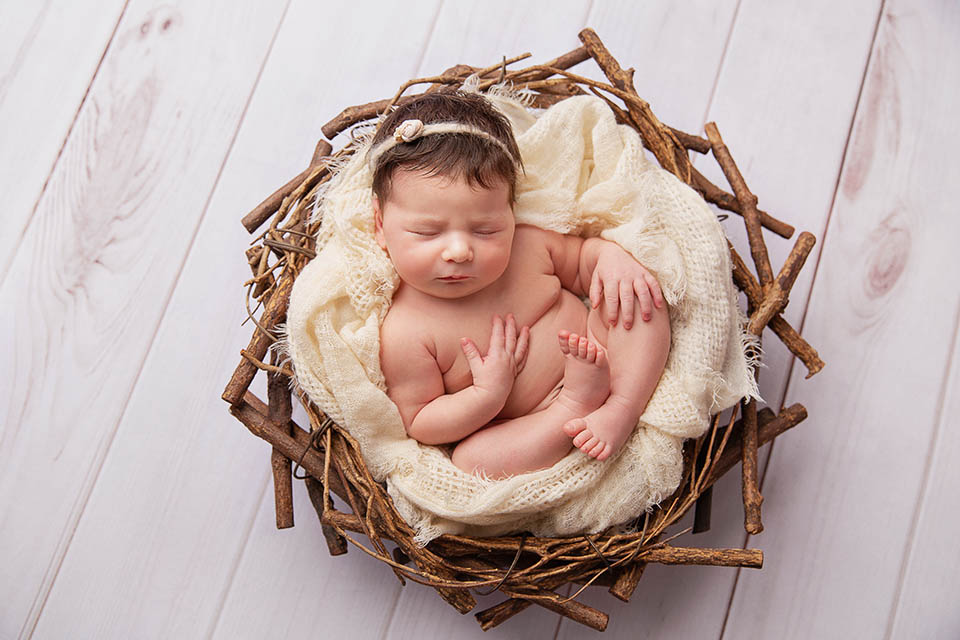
[400,278,489,300]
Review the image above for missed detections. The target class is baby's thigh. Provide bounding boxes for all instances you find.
[585,300,612,348]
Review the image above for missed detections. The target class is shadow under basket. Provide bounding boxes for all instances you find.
[221,28,824,633]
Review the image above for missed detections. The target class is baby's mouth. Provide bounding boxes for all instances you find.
[439,275,471,281]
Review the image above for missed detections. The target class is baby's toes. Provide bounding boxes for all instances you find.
[563,418,588,438]
[595,347,607,368]
[584,340,597,363]
[557,330,571,354]
[586,439,607,458]
[595,443,613,461]
[573,430,597,450]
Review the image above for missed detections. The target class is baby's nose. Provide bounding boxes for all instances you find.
[442,236,473,262]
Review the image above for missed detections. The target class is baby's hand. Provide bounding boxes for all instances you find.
[589,243,664,329]
[460,313,530,401]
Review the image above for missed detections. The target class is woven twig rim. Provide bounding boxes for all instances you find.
[223,28,822,632]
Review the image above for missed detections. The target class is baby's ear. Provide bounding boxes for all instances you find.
[372,194,387,249]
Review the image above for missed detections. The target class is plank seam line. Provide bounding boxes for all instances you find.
[206,471,273,639]
[722,2,887,636]
[777,0,887,410]
[0,0,131,290]
[16,6,134,635]
[20,1,292,636]
[883,298,960,640]
[0,1,49,104]
[717,527,752,640]
[755,0,887,558]
[412,0,445,78]
[699,0,744,133]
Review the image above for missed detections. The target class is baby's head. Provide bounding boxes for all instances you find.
[368,90,523,206]
[369,91,524,300]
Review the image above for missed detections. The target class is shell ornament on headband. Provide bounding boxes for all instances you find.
[394,119,425,142]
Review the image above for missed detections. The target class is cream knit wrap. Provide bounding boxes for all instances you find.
[284,88,759,544]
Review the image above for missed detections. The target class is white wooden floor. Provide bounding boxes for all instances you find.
[2,1,958,638]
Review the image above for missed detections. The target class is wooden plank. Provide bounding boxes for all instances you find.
[559,0,880,636]
[29,0,444,637]
[723,1,960,637]
[0,2,126,285]
[212,480,404,639]
[0,2,289,637]
[889,308,960,638]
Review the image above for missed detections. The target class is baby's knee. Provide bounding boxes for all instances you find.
[451,438,487,475]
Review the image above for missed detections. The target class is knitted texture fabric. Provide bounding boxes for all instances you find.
[284,88,759,544]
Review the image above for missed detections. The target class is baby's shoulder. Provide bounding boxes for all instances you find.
[380,300,436,357]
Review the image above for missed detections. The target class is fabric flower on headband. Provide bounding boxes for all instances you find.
[394,119,424,143]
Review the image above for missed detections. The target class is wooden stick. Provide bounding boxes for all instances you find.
[691,166,794,239]
[730,246,824,376]
[304,476,348,555]
[222,269,294,406]
[502,45,590,84]
[670,127,711,154]
[241,141,332,234]
[608,562,646,602]
[269,350,294,529]
[322,94,420,140]
[693,485,713,534]
[579,28,684,178]
[705,122,774,288]
[706,404,808,486]
[641,545,762,568]
[517,592,608,632]
[741,399,764,534]
[747,231,817,335]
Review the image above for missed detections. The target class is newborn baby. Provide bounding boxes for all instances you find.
[370,91,670,479]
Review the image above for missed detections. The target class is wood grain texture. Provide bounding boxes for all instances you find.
[31,0,449,638]
[723,1,960,637]
[889,307,960,639]
[0,2,126,286]
[560,0,881,636]
[1,0,953,637]
[3,2,288,637]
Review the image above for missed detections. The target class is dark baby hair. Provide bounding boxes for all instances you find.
[370,90,523,204]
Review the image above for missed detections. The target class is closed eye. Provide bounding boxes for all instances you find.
[409,230,439,236]
[474,229,499,236]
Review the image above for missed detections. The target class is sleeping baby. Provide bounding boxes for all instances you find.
[369,91,671,479]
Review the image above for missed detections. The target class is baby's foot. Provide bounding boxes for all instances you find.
[562,396,639,461]
[555,330,610,416]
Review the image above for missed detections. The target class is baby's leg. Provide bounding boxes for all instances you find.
[452,334,610,478]
[563,298,670,461]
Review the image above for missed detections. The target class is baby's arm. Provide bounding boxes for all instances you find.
[541,228,664,328]
[381,314,529,445]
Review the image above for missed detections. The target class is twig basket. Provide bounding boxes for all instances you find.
[221,29,823,632]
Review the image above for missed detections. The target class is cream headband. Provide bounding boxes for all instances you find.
[366,119,517,171]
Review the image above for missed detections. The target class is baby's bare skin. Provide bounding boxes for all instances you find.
[375,170,670,478]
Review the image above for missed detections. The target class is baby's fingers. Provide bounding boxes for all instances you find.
[633,280,653,322]
[604,284,621,326]
[619,280,635,329]
[645,271,664,308]
[515,326,530,373]
[460,337,483,377]
[504,313,517,354]
[488,314,505,351]
[589,269,602,309]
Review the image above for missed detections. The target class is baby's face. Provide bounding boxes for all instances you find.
[374,168,515,300]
